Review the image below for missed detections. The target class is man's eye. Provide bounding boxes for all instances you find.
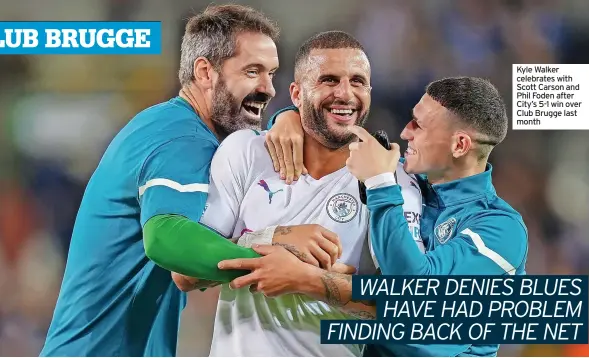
[247,70,259,77]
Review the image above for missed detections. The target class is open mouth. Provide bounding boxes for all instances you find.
[405,146,417,156]
[242,101,266,118]
[325,106,358,123]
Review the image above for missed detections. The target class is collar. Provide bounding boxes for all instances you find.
[173,96,195,113]
[172,96,219,144]
[418,163,496,208]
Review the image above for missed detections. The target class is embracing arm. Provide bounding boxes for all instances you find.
[144,214,260,282]
[138,135,262,283]
[300,268,377,319]
[265,106,305,183]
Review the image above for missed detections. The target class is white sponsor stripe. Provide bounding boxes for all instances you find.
[138,178,208,197]
[461,228,516,275]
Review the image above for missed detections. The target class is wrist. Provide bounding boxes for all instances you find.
[237,225,277,248]
[296,264,325,297]
[365,172,397,189]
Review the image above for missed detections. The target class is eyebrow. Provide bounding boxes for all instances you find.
[317,73,369,83]
[352,73,369,82]
[241,63,279,72]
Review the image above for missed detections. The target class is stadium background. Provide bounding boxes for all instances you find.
[0,0,588,356]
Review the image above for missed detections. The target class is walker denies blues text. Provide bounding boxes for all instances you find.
[320,276,588,345]
[0,22,161,54]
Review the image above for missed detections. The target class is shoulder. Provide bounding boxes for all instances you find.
[213,129,271,169]
[132,98,217,146]
[218,129,266,151]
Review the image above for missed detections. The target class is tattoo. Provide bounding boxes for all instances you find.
[275,226,292,236]
[320,272,349,307]
[320,272,377,313]
[272,242,309,263]
[348,310,376,319]
[351,297,377,306]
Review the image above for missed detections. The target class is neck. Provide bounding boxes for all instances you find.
[427,158,487,185]
[179,85,220,138]
[303,133,350,179]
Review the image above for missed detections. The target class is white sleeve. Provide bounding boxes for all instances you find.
[199,130,259,237]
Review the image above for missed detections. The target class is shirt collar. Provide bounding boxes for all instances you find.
[419,163,495,207]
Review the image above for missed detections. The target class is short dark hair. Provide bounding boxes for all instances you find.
[426,77,508,158]
[294,31,365,81]
[179,4,280,86]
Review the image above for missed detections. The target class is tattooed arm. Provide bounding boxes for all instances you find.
[218,244,375,318]
[171,224,344,292]
[301,268,377,319]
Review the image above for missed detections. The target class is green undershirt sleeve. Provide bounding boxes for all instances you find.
[143,214,261,282]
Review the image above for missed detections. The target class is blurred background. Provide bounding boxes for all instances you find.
[0,0,588,356]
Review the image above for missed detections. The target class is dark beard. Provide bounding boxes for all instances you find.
[210,76,261,138]
[301,94,369,149]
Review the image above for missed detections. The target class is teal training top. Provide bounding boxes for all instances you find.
[366,163,528,357]
[41,97,218,357]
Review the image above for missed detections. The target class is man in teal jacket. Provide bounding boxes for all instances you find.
[346,76,528,356]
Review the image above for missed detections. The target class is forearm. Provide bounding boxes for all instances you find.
[144,214,260,282]
[367,185,429,275]
[266,105,298,130]
[301,267,376,319]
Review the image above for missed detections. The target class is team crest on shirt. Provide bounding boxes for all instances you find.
[435,217,456,244]
[326,193,358,223]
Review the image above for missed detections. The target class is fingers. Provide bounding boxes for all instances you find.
[347,125,372,142]
[390,143,400,152]
[267,136,287,178]
[319,227,342,258]
[331,263,357,275]
[218,257,260,271]
[252,244,280,256]
[265,139,280,172]
[171,273,199,292]
[280,139,295,184]
[315,236,339,266]
[309,243,333,270]
[292,137,304,179]
[230,272,260,290]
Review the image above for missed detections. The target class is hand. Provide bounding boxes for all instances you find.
[265,110,307,184]
[331,262,357,275]
[218,246,357,298]
[218,245,315,297]
[272,225,342,270]
[171,272,221,292]
[346,126,401,182]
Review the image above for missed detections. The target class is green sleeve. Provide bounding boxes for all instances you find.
[143,214,260,282]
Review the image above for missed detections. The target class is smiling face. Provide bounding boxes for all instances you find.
[211,31,279,134]
[293,48,371,149]
[400,94,456,176]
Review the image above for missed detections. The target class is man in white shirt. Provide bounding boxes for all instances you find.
[195,31,423,356]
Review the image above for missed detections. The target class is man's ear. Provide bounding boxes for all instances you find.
[289,82,302,108]
[451,131,473,159]
[193,57,216,90]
